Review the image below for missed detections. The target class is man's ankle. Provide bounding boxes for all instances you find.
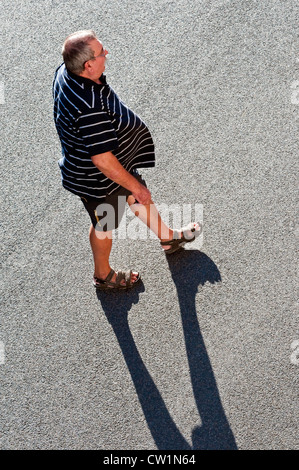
[94,268,112,280]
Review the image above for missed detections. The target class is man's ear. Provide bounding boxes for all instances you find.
[84,60,91,71]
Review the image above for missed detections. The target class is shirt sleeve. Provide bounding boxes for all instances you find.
[76,110,118,157]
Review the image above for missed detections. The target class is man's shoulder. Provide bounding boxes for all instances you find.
[54,63,84,92]
[53,64,102,113]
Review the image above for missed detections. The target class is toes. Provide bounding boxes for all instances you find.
[182,222,201,240]
[131,271,139,283]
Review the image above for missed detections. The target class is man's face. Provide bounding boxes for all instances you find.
[88,39,108,78]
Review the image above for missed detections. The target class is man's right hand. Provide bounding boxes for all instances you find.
[132,184,152,205]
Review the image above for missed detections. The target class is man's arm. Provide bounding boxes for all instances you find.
[91,151,152,205]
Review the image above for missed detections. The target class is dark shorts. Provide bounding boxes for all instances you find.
[80,170,147,231]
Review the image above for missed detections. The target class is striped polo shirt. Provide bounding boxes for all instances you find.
[52,63,155,199]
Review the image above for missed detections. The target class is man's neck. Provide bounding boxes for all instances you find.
[79,71,102,85]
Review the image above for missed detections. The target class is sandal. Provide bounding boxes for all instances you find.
[93,268,140,290]
[160,222,201,255]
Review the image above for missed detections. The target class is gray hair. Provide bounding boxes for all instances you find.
[62,30,98,74]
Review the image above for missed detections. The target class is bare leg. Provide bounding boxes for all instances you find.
[89,225,112,278]
[89,224,138,283]
[127,196,175,250]
[127,196,200,251]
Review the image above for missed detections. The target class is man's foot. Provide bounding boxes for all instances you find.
[93,268,140,290]
[161,222,201,254]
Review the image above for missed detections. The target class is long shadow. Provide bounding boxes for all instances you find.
[96,281,190,450]
[96,249,237,450]
[165,249,237,450]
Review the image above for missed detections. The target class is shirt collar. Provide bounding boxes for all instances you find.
[64,64,107,88]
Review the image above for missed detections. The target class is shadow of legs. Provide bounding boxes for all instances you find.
[166,249,238,450]
[96,282,190,450]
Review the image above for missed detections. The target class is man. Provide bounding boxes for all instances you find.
[53,30,200,290]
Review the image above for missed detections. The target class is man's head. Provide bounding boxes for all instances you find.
[62,30,108,81]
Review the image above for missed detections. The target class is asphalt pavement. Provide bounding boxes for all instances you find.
[0,0,298,450]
